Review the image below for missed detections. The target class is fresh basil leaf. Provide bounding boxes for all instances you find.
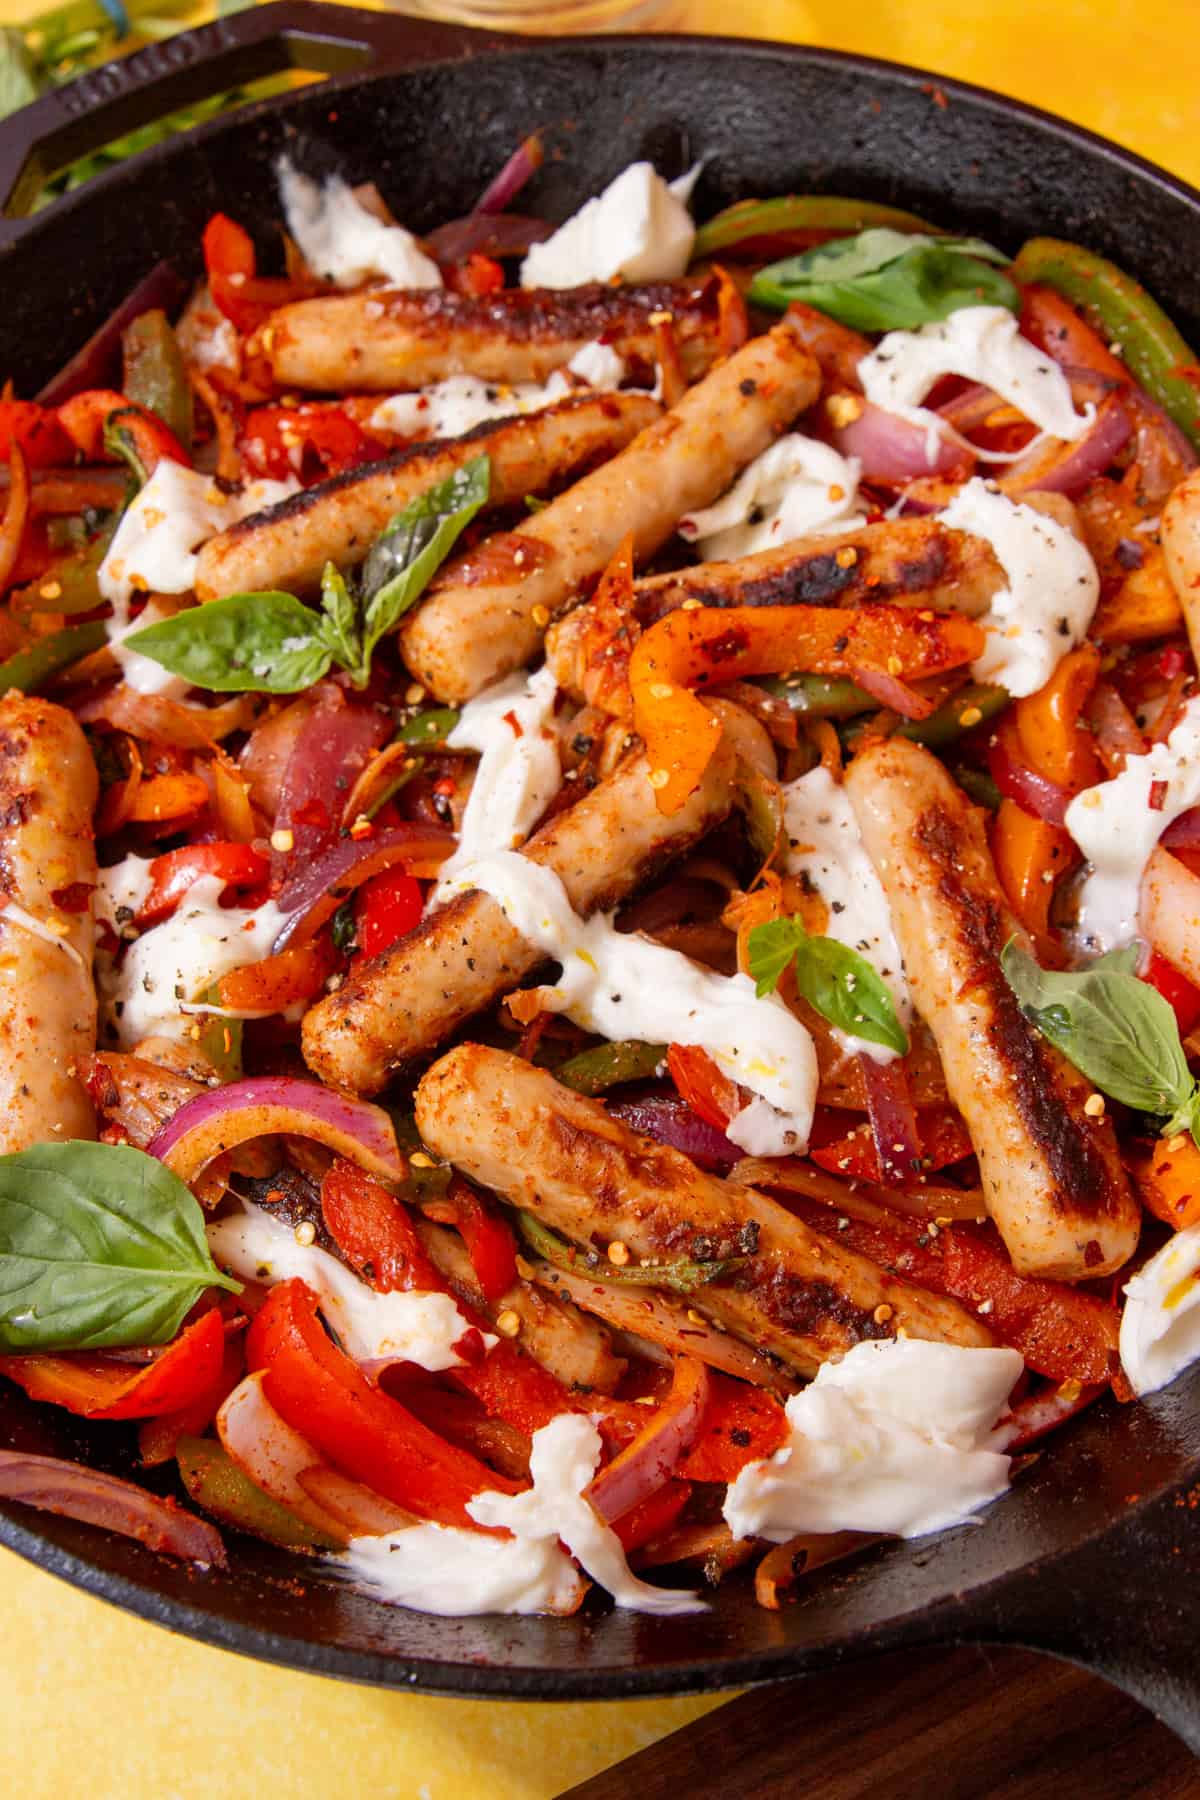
[747,915,909,1054]
[1001,939,1196,1121]
[746,917,806,999]
[750,228,1018,329]
[0,28,41,124]
[0,1141,240,1352]
[318,561,361,673]
[360,456,489,657]
[124,590,334,693]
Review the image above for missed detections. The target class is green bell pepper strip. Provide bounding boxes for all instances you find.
[395,705,461,745]
[897,681,1009,747]
[176,1436,338,1552]
[190,983,243,1083]
[952,765,1003,811]
[518,1211,744,1296]
[25,524,116,615]
[122,309,194,452]
[388,1111,455,1204]
[1011,237,1200,451]
[692,195,935,261]
[758,672,878,719]
[0,620,107,691]
[553,1039,666,1096]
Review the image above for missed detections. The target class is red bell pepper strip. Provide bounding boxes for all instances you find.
[216,935,337,1013]
[239,402,383,483]
[445,253,505,298]
[811,1106,974,1185]
[137,842,270,927]
[138,1333,245,1467]
[0,1308,225,1421]
[1143,949,1200,1037]
[202,213,303,337]
[246,1278,519,1526]
[678,1374,789,1484]
[355,867,425,959]
[0,400,74,469]
[423,1178,519,1304]
[667,1043,738,1132]
[610,1478,692,1554]
[1019,283,1129,387]
[57,389,189,476]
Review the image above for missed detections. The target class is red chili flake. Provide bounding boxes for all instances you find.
[1149,779,1168,811]
[452,1326,488,1365]
[432,776,456,798]
[51,881,94,913]
[503,708,524,738]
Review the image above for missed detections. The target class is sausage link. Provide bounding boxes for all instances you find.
[302,735,738,1094]
[1162,469,1200,670]
[414,1046,994,1377]
[195,393,660,602]
[0,696,98,1150]
[399,321,821,703]
[264,275,728,392]
[845,737,1140,1280]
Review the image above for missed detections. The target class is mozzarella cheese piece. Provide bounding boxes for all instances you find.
[723,1339,1023,1542]
[175,287,239,373]
[468,1413,704,1615]
[1120,1223,1200,1396]
[340,1520,584,1617]
[431,668,561,904]
[277,158,441,290]
[96,873,291,1047]
[939,478,1099,697]
[442,850,818,1155]
[1066,694,1200,952]
[782,765,912,1059]
[99,461,297,623]
[521,161,695,289]
[206,1205,481,1374]
[858,305,1091,464]
[369,341,629,441]
[678,434,864,561]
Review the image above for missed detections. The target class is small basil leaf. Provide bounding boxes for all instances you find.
[318,561,361,675]
[750,228,1018,329]
[746,917,805,999]
[1001,939,1196,1120]
[0,1141,240,1352]
[360,455,490,655]
[124,591,334,693]
[747,915,909,1054]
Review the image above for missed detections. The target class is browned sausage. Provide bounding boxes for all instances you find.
[195,393,660,602]
[264,274,729,392]
[414,1046,995,1377]
[845,737,1141,1280]
[398,320,821,703]
[301,734,738,1095]
[0,696,98,1151]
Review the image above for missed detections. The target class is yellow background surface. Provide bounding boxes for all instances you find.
[0,3,1195,1795]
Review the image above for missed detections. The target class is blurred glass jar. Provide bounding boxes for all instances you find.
[396,0,684,29]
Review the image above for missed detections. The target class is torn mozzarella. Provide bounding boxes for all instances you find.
[277,158,441,290]
[521,161,695,289]
[679,434,864,561]
[1120,1223,1200,1396]
[369,341,630,441]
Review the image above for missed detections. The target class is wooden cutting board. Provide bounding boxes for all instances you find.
[564,1646,1199,1798]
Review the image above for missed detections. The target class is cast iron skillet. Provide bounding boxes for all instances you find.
[1,0,1199,1738]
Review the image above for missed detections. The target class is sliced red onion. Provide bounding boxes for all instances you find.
[146,1076,405,1187]
[993,1380,1104,1450]
[935,382,1003,432]
[607,1095,741,1170]
[1162,806,1200,849]
[474,133,544,215]
[296,1464,416,1536]
[1002,393,1132,498]
[217,1372,353,1544]
[0,1450,226,1565]
[586,1355,710,1524]
[274,688,391,895]
[426,213,554,265]
[858,1053,921,1188]
[987,733,1073,826]
[832,399,969,481]
[272,824,454,951]
[37,262,188,407]
[847,664,937,721]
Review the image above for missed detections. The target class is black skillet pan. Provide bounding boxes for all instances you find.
[1,0,1199,1741]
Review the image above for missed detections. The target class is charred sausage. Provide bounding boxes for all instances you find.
[398,321,821,703]
[414,1046,995,1377]
[845,737,1141,1280]
[0,696,98,1151]
[302,734,738,1094]
[263,274,729,392]
[195,393,660,602]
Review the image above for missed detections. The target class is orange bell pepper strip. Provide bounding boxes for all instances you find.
[667,1044,738,1132]
[57,389,189,476]
[1125,1134,1200,1232]
[990,797,1080,964]
[631,603,985,814]
[0,1308,225,1421]
[1013,643,1102,790]
[138,1332,245,1466]
[678,1374,788,1483]
[127,770,211,824]
[1018,284,1130,386]
[202,213,308,337]
[610,1478,692,1554]
[421,1177,519,1304]
[246,1278,519,1526]
[217,934,337,1012]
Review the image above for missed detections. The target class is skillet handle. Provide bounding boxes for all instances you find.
[0,0,493,229]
